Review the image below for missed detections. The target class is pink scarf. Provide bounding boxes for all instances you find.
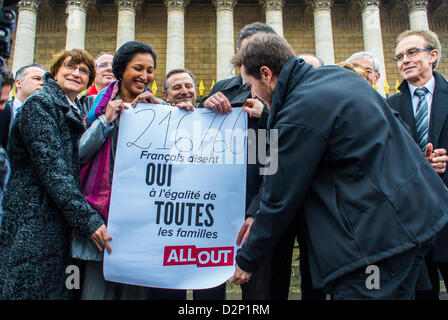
[80,81,120,223]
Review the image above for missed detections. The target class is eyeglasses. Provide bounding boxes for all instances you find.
[62,62,90,77]
[96,62,112,69]
[393,47,432,63]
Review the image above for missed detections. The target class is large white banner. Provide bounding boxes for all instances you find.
[103,103,247,290]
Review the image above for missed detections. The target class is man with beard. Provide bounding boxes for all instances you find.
[229,32,448,299]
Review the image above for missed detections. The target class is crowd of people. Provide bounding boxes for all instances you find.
[0,21,447,300]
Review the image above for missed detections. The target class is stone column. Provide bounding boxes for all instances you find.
[214,0,236,81]
[406,0,429,31]
[65,0,91,50]
[165,0,189,73]
[116,0,142,50]
[358,0,386,96]
[307,0,334,65]
[260,0,284,37]
[12,0,40,75]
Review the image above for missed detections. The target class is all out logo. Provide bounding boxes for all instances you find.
[163,245,234,267]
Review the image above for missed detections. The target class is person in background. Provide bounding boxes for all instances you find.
[11,64,46,118]
[0,66,15,149]
[0,49,111,300]
[80,52,115,116]
[337,61,369,82]
[298,54,324,68]
[346,51,381,86]
[0,65,13,225]
[87,52,115,96]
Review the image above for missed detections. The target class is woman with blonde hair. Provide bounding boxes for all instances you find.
[337,61,369,82]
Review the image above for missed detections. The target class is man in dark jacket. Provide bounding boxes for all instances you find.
[199,22,274,300]
[229,32,448,299]
[387,30,448,300]
[0,67,14,149]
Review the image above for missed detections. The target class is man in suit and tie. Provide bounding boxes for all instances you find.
[387,29,448,300]
[0,63,45,149]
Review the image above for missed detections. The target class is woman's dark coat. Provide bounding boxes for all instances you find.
[0,73,104,299]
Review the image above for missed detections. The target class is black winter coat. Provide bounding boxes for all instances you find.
[0,73,104,299]
[236,57,448,289]
[387,71,448,262]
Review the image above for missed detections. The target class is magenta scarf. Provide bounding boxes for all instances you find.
[80,81,120,223]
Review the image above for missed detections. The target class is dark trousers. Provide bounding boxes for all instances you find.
[69,258,85,300]
[241,214,325,300]
[415,249,448,300]
[241,252,273,300]
[328,241,432,300]
[193,283,226,300]
[269,214,325,300]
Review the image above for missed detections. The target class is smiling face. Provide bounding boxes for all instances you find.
[120,52,155,102]
[395,34,438,87]
[163,72,197,105]
[54,57,90,100]
[94,53,115,91]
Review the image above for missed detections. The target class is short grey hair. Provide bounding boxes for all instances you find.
[163,69,197,91]
[347,51,380,74]
[15,63,46,82]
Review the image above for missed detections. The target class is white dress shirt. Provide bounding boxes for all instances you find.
[408,75,435,122]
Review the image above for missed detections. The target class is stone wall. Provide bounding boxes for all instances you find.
[8,1,448,98]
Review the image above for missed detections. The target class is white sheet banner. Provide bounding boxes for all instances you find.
[103,103,247,290]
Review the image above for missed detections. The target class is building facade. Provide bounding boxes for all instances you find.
[8,0,448,98]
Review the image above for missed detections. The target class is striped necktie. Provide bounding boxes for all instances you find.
[414,87,430,152]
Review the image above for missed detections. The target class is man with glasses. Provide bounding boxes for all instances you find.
[80,52,115,116]
[387,30,448,300]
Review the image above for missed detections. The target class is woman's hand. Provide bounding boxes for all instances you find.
[90,224,112,253]
[131,91,161,107]
[104,99,127,124]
